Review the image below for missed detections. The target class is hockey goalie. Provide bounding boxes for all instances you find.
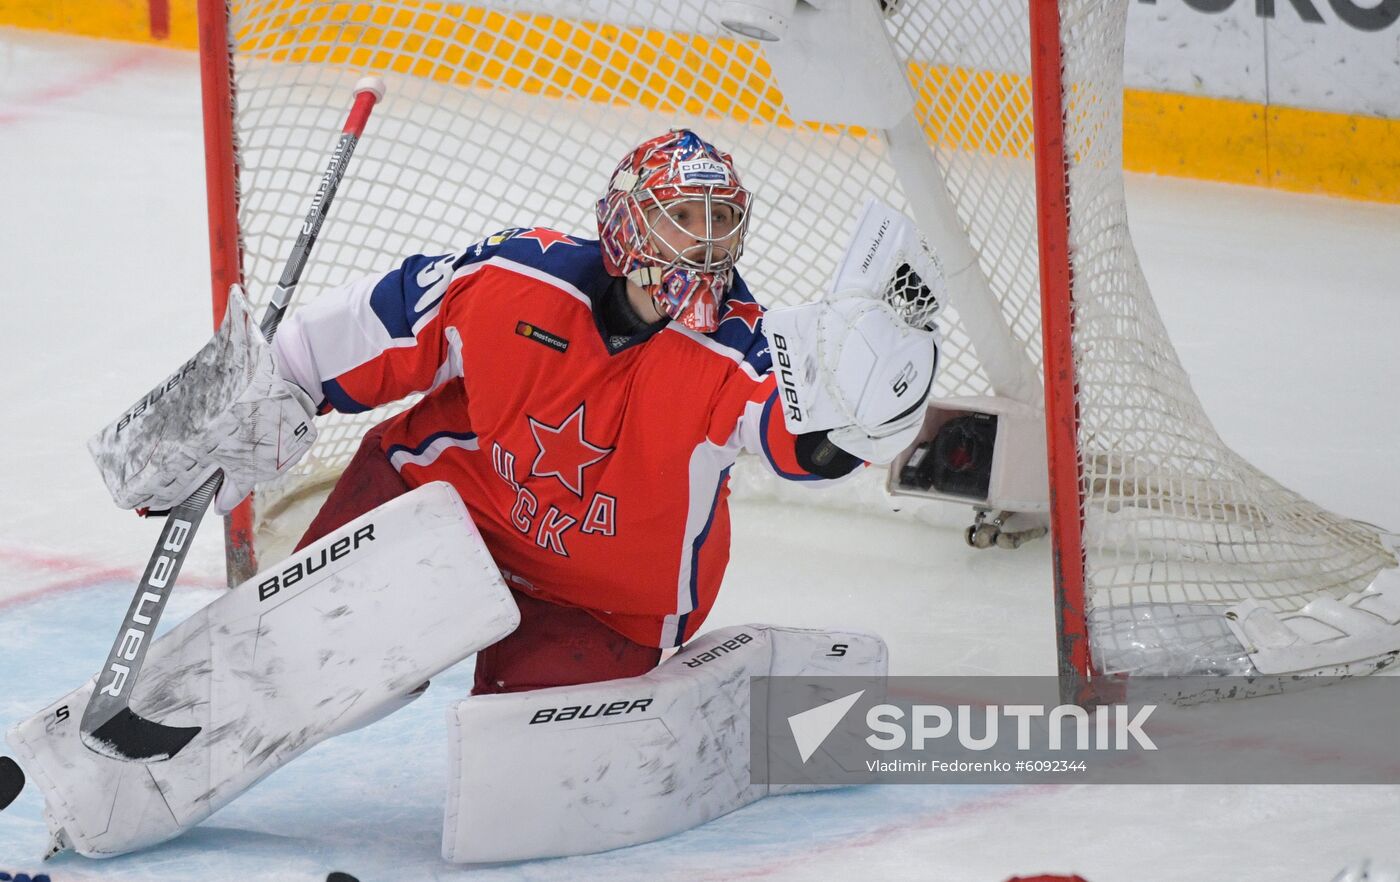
[8,130,938,862]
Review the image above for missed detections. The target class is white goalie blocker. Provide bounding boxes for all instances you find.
[6,481,519,858]
[443,624,887,863]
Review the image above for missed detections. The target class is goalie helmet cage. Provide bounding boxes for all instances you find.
[198,0,1397,700]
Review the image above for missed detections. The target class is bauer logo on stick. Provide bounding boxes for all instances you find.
[99,517,193,700]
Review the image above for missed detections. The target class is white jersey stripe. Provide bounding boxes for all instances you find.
[659,614,681,649]
[389,434,481,471]
[672,431,744,643]
[274,271,421,402]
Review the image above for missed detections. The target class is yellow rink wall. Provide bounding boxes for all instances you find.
[0,0,199,49]
[1122,89,1400,204]
[3,0,1396,203]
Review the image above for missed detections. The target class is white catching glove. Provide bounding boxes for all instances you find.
[763,197,942,465]
[766,297,937,464]
[88,286,319,516]
[822,298,937,463]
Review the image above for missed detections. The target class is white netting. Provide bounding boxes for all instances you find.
[1059,0,1393,674]
[219,0,1394,676]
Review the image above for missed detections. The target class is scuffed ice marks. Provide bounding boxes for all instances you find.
[250,660,287,695]
[250,733,294,768]
[141,662,213,715]
[237,725,314,773]
[658,771,679,796]
[137,688,206,721]
[204,719,244,745]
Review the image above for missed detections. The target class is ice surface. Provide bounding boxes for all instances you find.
[1,27,1398,882]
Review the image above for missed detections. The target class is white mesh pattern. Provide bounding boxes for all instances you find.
[890,0,1045,373]
[1059,0,1393,673]
[219,0,1394,675]
[881,254,942,333]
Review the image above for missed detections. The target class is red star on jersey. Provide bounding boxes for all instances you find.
[528,403,613,497]
[516,228,579,253]
[719,299,764,333]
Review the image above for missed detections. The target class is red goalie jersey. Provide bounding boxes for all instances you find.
[274,227,848,648]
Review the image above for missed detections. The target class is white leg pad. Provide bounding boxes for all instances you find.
[442,623,887,863]
[6,481,519,858]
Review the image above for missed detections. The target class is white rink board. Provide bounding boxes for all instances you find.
[1126,0,1400,116]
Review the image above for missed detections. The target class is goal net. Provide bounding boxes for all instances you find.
[201,0,1397,692]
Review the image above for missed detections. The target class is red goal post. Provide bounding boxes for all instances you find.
[1028,0,1092,696]
[198,0,254,585]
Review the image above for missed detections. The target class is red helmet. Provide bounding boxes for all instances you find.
[596,129,752,332]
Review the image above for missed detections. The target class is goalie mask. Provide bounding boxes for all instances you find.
[596,129,752,332]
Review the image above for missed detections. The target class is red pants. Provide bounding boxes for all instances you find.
[296,422,661,695]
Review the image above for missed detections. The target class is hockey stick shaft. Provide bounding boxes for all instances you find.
[266,83,382,336]
[80,77,386,763]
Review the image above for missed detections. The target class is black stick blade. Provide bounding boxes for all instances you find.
[79,708,201,762]
[0,756,24,811]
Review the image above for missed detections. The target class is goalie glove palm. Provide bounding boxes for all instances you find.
[763,197,943,465]
[89,287,318,516]
[765,297,936,465]
[821,298,936,464]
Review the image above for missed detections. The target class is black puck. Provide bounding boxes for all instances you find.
[0,756,24,811]
[327,873,360,882]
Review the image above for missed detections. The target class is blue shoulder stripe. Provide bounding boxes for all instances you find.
[368,252,457,340]
[323,378,372,415]
[709,273,771,373]
[758,392,823,482]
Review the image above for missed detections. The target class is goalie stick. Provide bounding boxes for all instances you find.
[78,76,387,764]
